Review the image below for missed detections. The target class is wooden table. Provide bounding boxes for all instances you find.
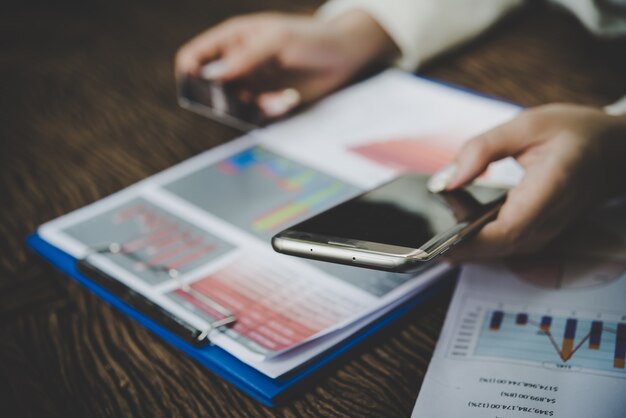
[2,1,625,416]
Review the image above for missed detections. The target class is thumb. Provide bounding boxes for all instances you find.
[257,72,349,118]
[445,115,534,190]
[258,88,302,118]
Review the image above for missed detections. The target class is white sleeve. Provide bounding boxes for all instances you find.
[317,0,524,71]
[605,95,626,115]
[551,0,626,38]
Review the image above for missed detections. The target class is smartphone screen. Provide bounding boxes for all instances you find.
[178,74,265,131]
[283,173,507,249]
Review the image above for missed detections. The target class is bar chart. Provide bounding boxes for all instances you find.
[164,146,360,240]
[63,198,234,284]
[167,254,370,356]
[449,298,626,378]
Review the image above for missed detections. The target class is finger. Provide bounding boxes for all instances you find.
[256,70,348,118]
[175,19,248,76]
[176,36,226,77]
[447,162,572,261]
[447,221,516,261]
[216,32,283,82]
[446,113,539,190]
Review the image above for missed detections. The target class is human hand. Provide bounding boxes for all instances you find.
[429,104,626,260]
[175,11,398,118]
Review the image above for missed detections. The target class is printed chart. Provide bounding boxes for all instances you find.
[168,255,370,356]
[62,198,234,284]
[449,298,626,378]
[164,146,360,240]
[163,145,425,299]
[349,136,460,174]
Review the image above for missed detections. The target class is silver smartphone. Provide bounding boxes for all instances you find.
[272,173,507,272]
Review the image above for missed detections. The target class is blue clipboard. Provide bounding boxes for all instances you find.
[27,232,453,407]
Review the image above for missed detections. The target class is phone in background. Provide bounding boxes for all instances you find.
[272,173,508,272]
[178,74,265,131]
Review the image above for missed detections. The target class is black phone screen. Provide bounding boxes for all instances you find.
[285,173,507,249]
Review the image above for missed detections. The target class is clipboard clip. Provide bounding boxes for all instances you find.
[78,242,236,346]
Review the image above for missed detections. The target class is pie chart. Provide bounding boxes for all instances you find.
[506,254,626,289]
[506,220,626,289]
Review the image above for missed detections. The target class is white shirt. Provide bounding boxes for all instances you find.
[318,0,626,114]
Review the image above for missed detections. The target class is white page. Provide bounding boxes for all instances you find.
[412,202,626,417]
[39,69,522,377]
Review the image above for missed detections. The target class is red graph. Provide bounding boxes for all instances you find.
[349,136,461,174]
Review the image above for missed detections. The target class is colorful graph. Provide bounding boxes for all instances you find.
[485,310,626,367]
[164,146,360,239]
[349,136,462,174]
[450,299,626,378]
[168,255,368,355]
[252,181,347,232]
[62,198,234,284]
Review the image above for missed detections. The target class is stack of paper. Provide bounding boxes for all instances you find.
[38,70,522,379]
[413,201,626,417]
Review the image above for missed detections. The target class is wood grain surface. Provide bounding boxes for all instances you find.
[1,1,625,417]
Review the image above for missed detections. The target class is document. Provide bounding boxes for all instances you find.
[412,201,626,417]
[39,70,522,378]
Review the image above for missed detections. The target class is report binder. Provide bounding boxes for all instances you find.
[28,70,520,406]
[27,232,452,406]
[78,241,237,346]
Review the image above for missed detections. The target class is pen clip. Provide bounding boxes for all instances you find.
[81,242,237,344]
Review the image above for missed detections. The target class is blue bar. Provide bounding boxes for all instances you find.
[615,323,626,368]
[589,321,602,349]
[489,311,504,331]
[564,319,577,340]
[540,316,552,331]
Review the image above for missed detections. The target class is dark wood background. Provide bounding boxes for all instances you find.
[2,1,625,417]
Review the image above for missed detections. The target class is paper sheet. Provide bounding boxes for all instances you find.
[39,70,522,378]
[412,201,626,417]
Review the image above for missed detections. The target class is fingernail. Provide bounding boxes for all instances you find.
[427,164,457,193]
[200,60,228,79]
[261,88,301,117]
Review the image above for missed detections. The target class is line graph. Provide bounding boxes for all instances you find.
[487,311,624,365]
[449,298,626,378]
